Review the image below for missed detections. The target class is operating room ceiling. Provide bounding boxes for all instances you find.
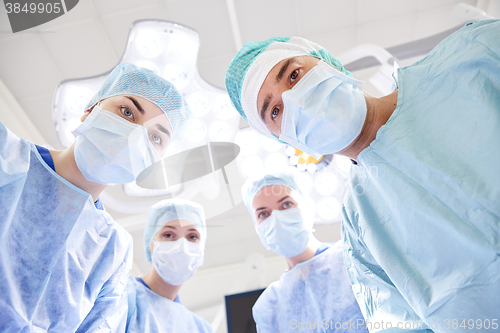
[0,0,476,151]
[0,0,481,329]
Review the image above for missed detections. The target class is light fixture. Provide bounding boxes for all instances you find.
[234,127,348,224]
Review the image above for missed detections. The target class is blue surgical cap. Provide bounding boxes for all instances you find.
[225,37,351,124]
[144,198,207,262]
[241,168,303,225]
[85,63,193,140]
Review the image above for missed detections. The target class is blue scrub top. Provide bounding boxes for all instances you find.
[35,145,103,210]
[135,277,180,303]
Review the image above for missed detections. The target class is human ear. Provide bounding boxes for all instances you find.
[80,105,96,122]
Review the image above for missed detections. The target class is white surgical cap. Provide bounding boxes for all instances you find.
[144,198,207,262]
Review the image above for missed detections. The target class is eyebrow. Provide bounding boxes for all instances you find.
[255,195,291,211]
[156,124,171,137]
[260,94,271,122]
[125,96,144,115]
[276,57,295,83]
[259,57,297,122]
[277,195,290,204]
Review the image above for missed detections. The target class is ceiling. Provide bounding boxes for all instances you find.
[0,0,479,330]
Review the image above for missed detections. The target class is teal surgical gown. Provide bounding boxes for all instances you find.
[252,242,370,333]
[126,277,214,333]
[0,122,133,332]
[342,19,500,333]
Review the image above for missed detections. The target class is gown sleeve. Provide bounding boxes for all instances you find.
[76,237,133,333]
[0,121,30,187]
[341,196,433,333]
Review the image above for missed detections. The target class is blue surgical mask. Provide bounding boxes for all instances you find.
[279,60,367,159]
[256,207,313,258]
[72,106,160,185]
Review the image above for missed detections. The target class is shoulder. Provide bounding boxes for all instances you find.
[0,122,31,187]
[191,312,214,332]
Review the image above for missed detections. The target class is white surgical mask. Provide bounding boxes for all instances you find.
[72,106,160,185]
[256,207,313,258]
[279,60,367,159]
[152,238,204,286]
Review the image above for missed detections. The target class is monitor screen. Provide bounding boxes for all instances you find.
[225,288,266,333]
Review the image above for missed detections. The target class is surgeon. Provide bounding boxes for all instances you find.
[126,198,213,333]
[226,19,500,332]
[242,169,370,333]
[0,63,192,332]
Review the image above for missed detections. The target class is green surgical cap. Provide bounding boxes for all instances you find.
[225,37,351,124]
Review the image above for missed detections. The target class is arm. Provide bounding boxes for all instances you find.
[76,239,133,333]
[341,203,432,333]
[0,121,30,187]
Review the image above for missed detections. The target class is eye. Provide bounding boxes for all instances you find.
[271,106,280,120]
[187,234,199,242]
[283,201,293,209]
[290,69,299,82]
[163,232,174,239]
[150,132,162,145]
[120,106,134,120]
[258,211,269,220]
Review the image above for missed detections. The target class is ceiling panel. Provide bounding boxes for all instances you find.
[33,0,96,31]
[302,25,358,57]
[19,93,61,148]
[357,12,418,48]
[235,0,298,43]
[415,4,465,39]
[0,34,63,100]
[0,5,12,35]
[100,4,168,58]
[197,53,235,89]
[39,19,118,78]
[418,0,474,11]
[295,0,358,36]
[92,0,163,16]
[357,0,418,24]
[162,0,236,60]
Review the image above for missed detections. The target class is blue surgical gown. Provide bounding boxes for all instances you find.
[0,122,133,332]
[126,277,214,333]
[342,19,500,332]
[252,242,369,333]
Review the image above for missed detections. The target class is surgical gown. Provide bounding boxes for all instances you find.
[0,122,133,332]
[342,19,500,333]
[252,242,368,333]
[126,277,214,333]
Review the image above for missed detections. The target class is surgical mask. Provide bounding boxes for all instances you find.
[279,60,367,159]
[152,238,204,286]
[72,106,160,185]
[256,207,312,258]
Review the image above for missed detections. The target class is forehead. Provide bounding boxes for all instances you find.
[155,219,201,234]
[251,185,295,210]
[102,94,172,131]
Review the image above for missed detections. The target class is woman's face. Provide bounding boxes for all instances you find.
[251,185,301,225]
[150,219,202,255]
[82,95,173,156]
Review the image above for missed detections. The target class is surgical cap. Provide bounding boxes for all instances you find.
[85,63,192,140]
[241,168,304,225]
[225,37,351,139]
[143,198,207,262]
